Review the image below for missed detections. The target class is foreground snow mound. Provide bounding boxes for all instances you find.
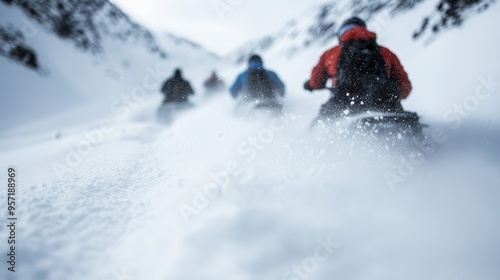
[1,94,499,280]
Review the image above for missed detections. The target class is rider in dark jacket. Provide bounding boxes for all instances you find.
[161,69,194,103]
[204,71,226,93]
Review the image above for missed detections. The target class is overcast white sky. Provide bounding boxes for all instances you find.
[110,0,327,56]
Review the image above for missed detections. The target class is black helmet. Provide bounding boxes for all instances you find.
[174,68,182,77]
[341,17,366,28]
[248,54,263,65]
[337,17,366,38]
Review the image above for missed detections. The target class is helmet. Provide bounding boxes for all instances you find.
[248,54,263,65]
[337,17,367,38]
[341,17,366,28]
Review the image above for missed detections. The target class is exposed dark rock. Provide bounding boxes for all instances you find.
[4,0,167,57]
[414,0,495,39]
[9,44,38,69]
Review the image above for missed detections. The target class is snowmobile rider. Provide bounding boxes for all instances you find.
[230,54,285,101]
[161,68,195,104]
[304,17,412,117]
[204,71,226,93]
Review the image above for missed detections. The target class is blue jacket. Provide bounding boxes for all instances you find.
[230,61,285,98]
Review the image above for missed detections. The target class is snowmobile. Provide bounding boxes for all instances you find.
[253,98,284,115]
[234,96,284,117]
[157,101,194,124]
[310,88,426,142]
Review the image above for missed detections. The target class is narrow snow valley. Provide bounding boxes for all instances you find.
[1,1,500,280]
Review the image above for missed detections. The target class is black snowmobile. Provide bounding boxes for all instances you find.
[310,87,425,142]
[234,96,284,117]
[252,98,284,115]
[157,101,194,124]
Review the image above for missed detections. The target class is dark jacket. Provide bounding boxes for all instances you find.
[161,73,194,103]
[204,74,225,91]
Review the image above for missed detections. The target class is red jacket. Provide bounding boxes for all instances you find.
[309,26,412,99]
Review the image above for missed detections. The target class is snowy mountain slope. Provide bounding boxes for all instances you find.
[1,0,167,56]
[161,32,221,60]
[0,1,222,137]
[0,1,500,280]
[413,0,496,42]
[227,0,408,64]
[228,0,495,64]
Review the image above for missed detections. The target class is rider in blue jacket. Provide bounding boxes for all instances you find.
[230,55,285,100]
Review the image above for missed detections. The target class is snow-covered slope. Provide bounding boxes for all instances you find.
[0,1,222,136]
[228,0,494,64]
[0,1,500,280]
[2,0,167,56]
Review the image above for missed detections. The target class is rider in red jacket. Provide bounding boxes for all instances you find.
[305,17,412,100]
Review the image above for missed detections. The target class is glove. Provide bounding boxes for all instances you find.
[303,80,313,92]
